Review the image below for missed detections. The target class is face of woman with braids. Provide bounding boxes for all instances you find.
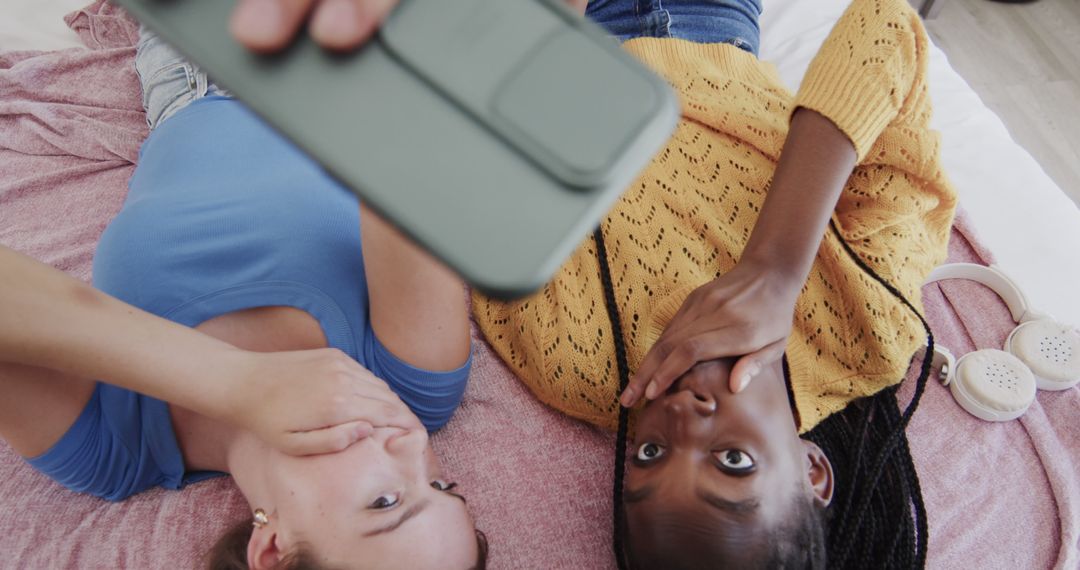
[623,358,835,566]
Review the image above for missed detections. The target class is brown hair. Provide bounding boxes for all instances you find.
[205,518,489,570]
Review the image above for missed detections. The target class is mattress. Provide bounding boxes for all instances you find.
[759,0,1080,328]
[0,0,88,52]
[1,1,1077,568]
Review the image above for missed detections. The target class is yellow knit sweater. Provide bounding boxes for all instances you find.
[473,0,957,433]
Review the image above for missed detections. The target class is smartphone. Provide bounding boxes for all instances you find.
[112,0,679,298]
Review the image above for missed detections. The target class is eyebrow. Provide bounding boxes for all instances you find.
[623,484,759,516]
[363,499,430,537]
[696,489,760,516]
[623,484,655,504]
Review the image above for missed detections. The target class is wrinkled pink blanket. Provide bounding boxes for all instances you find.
[1,4,1077,569]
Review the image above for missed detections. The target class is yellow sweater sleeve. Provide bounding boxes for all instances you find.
[784,0,956,430]
[473,0,956,434]
[794,0,928,161]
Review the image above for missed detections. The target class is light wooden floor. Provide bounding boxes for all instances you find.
[923,0,1080,206]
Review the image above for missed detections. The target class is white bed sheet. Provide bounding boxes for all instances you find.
[0,0,88,52]
[5,0,1079,326]
[760,0,1080,327]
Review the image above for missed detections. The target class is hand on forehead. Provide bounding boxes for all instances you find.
[678,358,737,391]
[682,356,783,386]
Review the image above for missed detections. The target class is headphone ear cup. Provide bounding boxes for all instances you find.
[950,349,1037,422]
[1005,320,1080,392]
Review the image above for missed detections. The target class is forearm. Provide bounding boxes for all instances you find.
[741,108,857,284]
[0,246,241,417]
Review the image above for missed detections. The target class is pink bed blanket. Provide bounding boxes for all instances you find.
[1,3,1076,568]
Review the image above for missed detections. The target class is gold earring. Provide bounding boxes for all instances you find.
[252,509,269,528]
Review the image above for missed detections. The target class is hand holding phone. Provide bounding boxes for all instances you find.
[230,0,588,53]
[118,0,678,298]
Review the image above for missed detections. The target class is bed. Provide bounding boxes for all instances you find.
[1,1,1077,568]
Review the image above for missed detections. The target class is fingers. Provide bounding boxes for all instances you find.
[642,333,726,401]
[317,348,396,397]
[622,334,695,407]
[352,419,375,438]
[621,325,697,407]
[281,419,373,456]
[564,0,588,15]
[371,401,423,430]
[621,328,681,407]
[728,339,788,393]
[618,384,641,408]
[629,329,764,405]
[623,298,705,406]
[274,396,419,456]
[231,0,317,53]
[231,0,397,53]
[619,371,651,408]
[310,0,397,52]
[315,349,420,428]
[349,392,423,430]
[328,387,409,425]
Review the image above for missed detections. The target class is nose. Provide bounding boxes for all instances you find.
[665,386,717,417]
[661,388,717,441]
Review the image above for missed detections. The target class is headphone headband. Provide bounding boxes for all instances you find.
[924,263,1035,324]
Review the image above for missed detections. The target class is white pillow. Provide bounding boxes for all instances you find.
[0,0,89,52]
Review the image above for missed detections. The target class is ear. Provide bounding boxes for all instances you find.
[247,519,285,570]
[800,440,834,508]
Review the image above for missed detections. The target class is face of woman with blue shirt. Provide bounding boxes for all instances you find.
[235,424,479,569]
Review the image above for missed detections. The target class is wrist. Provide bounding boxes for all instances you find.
[737,250,810,295]
[203,347,256,423]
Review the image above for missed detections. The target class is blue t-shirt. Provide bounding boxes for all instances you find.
[28,98,471,501]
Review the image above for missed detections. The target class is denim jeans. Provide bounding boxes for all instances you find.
[586,0,763,55]
[134,27,230,130]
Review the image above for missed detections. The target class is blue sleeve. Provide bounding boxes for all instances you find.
[362,332,472,431]
[26,383,224,502]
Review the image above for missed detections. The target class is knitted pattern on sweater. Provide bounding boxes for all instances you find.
[473,0,957,433]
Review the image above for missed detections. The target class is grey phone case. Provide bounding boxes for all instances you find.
[113,0,679,298]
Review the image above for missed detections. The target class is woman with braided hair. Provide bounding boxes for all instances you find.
[474,0,957,567]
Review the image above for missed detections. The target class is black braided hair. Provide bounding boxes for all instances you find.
[808,221,931,570]
[595,220,932,570]
[592,226,633,570]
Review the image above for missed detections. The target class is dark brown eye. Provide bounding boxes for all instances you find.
[431,479,457,491]
[368,493,399,510]
[636,443,665,462]
[715,449,755,471]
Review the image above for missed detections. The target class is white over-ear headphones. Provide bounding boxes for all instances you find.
[923,263,1080,422]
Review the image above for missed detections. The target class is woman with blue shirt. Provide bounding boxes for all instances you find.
[0,24,485,570]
